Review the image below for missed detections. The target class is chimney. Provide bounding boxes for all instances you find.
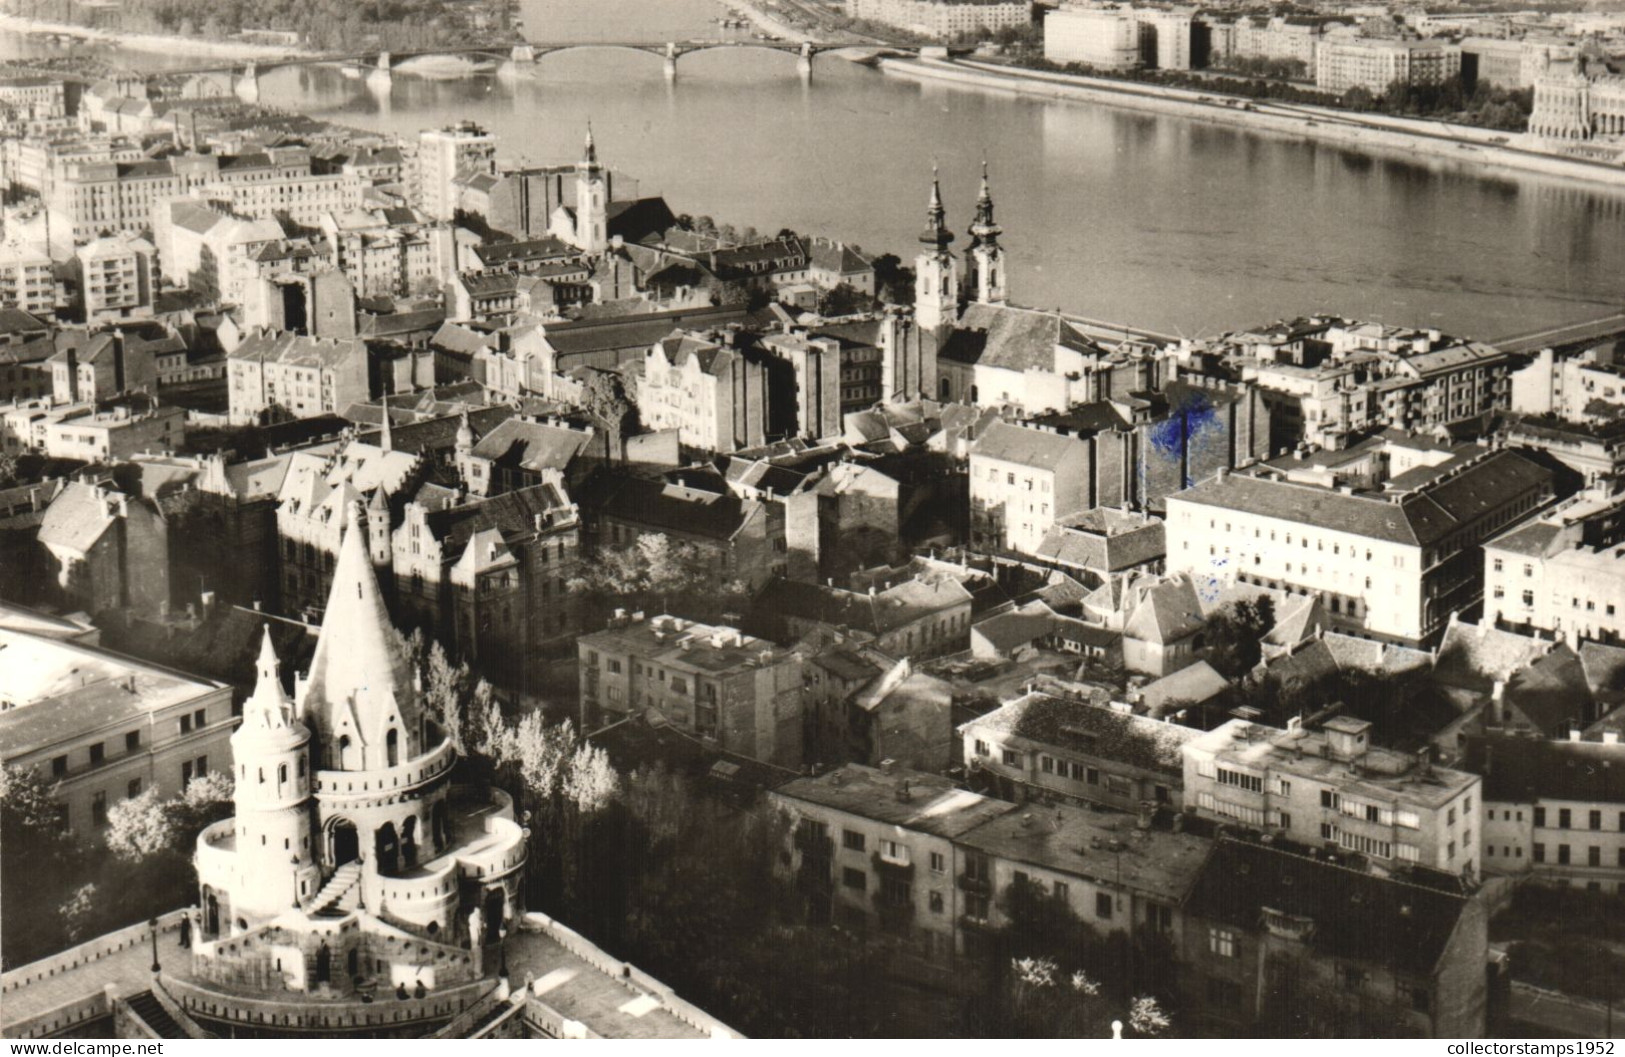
[1569,727,1583,742]
[879,758,896,775]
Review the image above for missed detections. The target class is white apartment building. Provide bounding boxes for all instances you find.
[1510,344,1625,423]
[73,235,153,322]
[847,0,1030,39]
[1484,489,1625,643]
[0,241,57,316]
[1185,716,1482,878]
[637,332,767,453]
[419,123,497,222]
[1165,449,1553,645]
[1045,8,1141,68]
[1316,38,1463,95]
[968,419,1092,556]
[226,329,370,424]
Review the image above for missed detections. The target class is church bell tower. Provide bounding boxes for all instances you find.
[913,167,958,333]
[966,162,1006,306]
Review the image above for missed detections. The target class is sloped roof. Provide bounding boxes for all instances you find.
[1139,660,1231,717]
[1184,839,1469,979]
[1123,576,1205,646]
[470,416,593,473]
[1465,734,1625,805]
[973,601,1059,654]
[593,474,756,542]
[1502,643,1592,734]
[1432,620,1552,695]
[37,481,122,553]
[954,302,1099,372]
[758,576,973,637]
[971,419,1088,471]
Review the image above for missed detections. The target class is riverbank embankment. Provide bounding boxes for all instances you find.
[0,13,310,60]
[882,56,1625,190]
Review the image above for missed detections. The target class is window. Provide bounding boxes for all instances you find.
[125,731,140,753]
[1558,844,1571,865]
[127,778,141,799]
[91,791,107,827]
[842,867,866,891]
[1209,927,1236,958]
[1217,768,1263,794]
[180,714,193,734]
[965,893,990,921]
[929,890,945,914]
[1320,789,1340,810]
[1590,846,1602,867]
[879,839,909,865]
[51,755,67,777]
[1560,809,1572,829]
[194,708,206,729]
[1533,843,1546,863]
[88,742,104,766]
[1272,777,1291,797]
[842,829,866,852]
[964,852,990,883]
[930,851,945,873]
[974,740,989,757]
[1535,807,1547,828]
[1002,749,1021,767]
[1054,881,1069,902]
[1096,892,1113,920]
[1591,811,1603,831]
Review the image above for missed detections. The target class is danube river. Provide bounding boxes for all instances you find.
[6,0,1625,338]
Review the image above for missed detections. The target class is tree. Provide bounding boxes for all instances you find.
[580,369,640,443]
[871,253,915,305]
[1202,593,1275,679]
[567,533,747,624]
[0,450,18,487]
[106,789,178,861]
[60,883,99,943]
[817,282,873,318]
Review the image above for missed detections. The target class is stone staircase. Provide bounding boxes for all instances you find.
[124,990,187,1038]
[308,862,363,916]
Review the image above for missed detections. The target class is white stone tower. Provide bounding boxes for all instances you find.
[913,167,958,333]
[228,629,320,918]
[574,123,608,254]
[966,161,1006,306]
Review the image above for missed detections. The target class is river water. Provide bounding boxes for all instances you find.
[4,0,1624,339]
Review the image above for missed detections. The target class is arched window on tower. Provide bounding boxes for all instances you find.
[338,735,352,769]
[277,763,287,785]
[386,728,399,768]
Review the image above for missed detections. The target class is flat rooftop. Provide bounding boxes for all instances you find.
[775,764,1018,840]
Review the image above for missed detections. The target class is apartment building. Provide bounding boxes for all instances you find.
[39,403,185,462]
[1484,489,1625,643]
[772,764,1019,970]
[1316,38,1463,95]
[1510,343,1625,423]
[72,235,154,323]
[1184,716,1482,878]
[1165,447,1553,645]
[226,328,371,424]
[755,575,974,661]
[638,330,769,453]
[419,122,498,221]
[1466,734,1625,892]
[961,691,1199,810]
[969,419,1092,556]
[578,614,804,767]
[1044,8,1142,68]
[1179,839,1487,1038]
[0,241,57,315]
[0,625,235,847]
[845,0,1029,39]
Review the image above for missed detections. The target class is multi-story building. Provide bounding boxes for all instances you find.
[578,613,804,767]
[1504,415,1625,488]
[0,75,67,121]
[418,122,497,222]
[1044,8,1142,69]
[226,328,371,424]
[590,472,789,589]
[1510,342,1625,423]
[968,419,1092,555]
[1166,447,1553,645]
[1529,59,1625,141]
[845,0,1030,39]
[0,241,57,315]
[39,403,185,462]
[154,198,290,303]
[759,328,885,441]
[1466,733,1625,892]
[72,235,154,323]
[1230,14,1325,68]
[319,209,436,298]
[0,311,54,405]
[961,691,1198,810]
[1179,838,1487,1037]
[0,623,235,845]
[36,480,172,618]
[1316,38,1462,95]
[772,764,1019,970]
[1184,716,1482,878]
[49,328,158,403]
[755,574,974,661]
[392,480,585,690]
[1484,489,1625,643]
[637,329,769,453]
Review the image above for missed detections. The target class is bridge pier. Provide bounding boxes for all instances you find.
[235,63,259,104]
[366,65,393,95]
[664,42,678,82]
[377,50,392,71]
[797,42,812,81]
[511,43,535,62]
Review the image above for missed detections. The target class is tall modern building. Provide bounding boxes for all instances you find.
[418,122,497,222]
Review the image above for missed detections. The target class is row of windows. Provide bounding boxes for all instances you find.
[1531,843,1625,867]
[1533,808,1625,831]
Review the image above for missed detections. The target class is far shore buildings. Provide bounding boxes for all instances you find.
[847,0,1030,39]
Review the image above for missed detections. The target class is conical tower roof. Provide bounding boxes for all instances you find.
[969,161,1000,246]
[919,165,953,250]
[233,627,307,753]
[297,503,418,761]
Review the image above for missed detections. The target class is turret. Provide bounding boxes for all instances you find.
[966,161,1006,306]
[228,628,320,917]
[914,166,959,332]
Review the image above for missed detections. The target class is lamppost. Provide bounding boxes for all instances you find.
[149,916,160,974]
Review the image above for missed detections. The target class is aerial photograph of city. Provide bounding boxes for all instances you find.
[0,0,1623,1041]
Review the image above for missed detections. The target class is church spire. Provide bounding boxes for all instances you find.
[969,160,1000,248]
[244,627,291,726]
[919,165,953,253]
[379,393,393,452]
[581,121,598,171]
